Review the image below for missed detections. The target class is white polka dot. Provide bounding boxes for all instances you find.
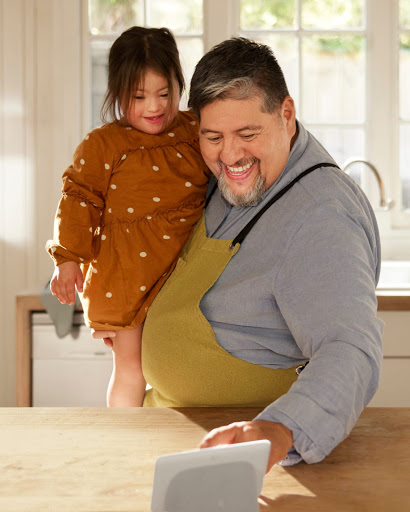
[185,182,192,187]
[101,234,107,240]
[163,235,171,240]
[190,120,196,125]
[152,165,159,171]
[140,146,144,149]
[140,252,147,258]
[51,247,57,253]
[180,218,186,222]
[85,135,89,140]
[92,268,98,274]
[93,260,98,264]
[146,216,152,220]
[121,154,127,160]
[126,228,130,233]
[89,227,93,232]
[111,184,116,189]
[177,153,182,158]
[108,208,112,213]
[80,202,87,207]
[127,207,134,213]
[162,272,167,277]
[79,257,84,262]
[168,132,175,137]
[106,292,112,298]
[68,179,73,183]
[126,126,132,130]
[80,159,85,165]
[153,197,160,202]
[105,163,110,170]
[140,286,147,292]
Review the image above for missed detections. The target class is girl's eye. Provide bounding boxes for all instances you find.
[160,93,169,98]
[134,96,144,100]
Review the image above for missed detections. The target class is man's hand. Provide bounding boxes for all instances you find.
[91,329,116,348]
[200,420,293,472]
[50,261,84,305]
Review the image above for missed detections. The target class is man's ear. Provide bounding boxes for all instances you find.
[280,96,296,135]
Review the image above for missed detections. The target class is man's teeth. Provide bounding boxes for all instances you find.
[226,161,254,175]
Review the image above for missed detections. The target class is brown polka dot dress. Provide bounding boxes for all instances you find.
[46,110,210,329]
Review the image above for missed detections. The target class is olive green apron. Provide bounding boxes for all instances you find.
[142,163,336,407]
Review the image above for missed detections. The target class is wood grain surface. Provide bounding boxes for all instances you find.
[0,407,409,511]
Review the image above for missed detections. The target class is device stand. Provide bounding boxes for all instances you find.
[163,460,260,512]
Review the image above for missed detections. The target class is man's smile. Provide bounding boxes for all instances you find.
[220,158,258,180]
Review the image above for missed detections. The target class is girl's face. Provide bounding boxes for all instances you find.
[124,68,179,134]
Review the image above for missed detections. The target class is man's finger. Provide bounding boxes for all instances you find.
[200,422,247,448]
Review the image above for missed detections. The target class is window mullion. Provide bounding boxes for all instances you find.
[204,0,237,51]
[366,0,398,207]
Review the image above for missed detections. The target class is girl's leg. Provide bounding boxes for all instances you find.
[106,324,146,407]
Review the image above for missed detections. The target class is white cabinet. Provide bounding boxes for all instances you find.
[32,312,113,406]
[369,311,410,407]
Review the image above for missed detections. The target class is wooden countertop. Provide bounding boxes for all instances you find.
[1,407,409,511]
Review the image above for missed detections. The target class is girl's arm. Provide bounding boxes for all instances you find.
[46,128,115,266]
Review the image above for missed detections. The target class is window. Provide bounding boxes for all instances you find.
[400,0,410,210]
[239,0,366,182]
[86,0,410,247]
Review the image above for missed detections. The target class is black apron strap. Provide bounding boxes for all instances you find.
[230,162,339,249]
[205,179,218,208]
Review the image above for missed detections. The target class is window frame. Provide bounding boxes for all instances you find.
[83,0,410,257]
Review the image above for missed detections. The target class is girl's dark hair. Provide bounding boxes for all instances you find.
[101,26,184,123]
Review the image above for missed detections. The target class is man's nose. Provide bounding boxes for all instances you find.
[219,139,245,166]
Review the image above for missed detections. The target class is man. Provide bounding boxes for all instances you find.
[96,38,383,469]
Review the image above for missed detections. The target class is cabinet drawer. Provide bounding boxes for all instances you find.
[377,311,410,356]
[369,358,410,407]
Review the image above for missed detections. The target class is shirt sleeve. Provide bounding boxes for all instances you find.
[46,130,115,266]
[254,201,384,464]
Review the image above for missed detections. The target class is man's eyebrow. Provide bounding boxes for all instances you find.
[200,125,262,135]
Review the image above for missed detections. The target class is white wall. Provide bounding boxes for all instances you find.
[0,0,84,405]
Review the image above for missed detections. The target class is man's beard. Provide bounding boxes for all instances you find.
[217,169,266,207]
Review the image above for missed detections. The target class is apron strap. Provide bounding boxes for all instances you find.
[205,179,219,208]
[230,162,339,250]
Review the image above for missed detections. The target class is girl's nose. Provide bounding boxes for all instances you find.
[146,97,161,113]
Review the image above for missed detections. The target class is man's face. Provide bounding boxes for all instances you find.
[199,95,296,206]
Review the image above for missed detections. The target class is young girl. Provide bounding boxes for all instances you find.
[46,26,210,407]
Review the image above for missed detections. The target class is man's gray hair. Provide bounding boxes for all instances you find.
[188,37,289,120]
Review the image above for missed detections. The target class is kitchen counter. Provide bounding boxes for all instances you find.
[0,407,409,511]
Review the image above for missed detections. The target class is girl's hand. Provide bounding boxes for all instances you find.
[50,261,83,305]
[91,329,116,348]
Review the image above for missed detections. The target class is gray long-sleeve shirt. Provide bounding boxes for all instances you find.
[201,121,384,464]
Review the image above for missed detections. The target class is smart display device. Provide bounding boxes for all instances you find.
[151,439,271,512]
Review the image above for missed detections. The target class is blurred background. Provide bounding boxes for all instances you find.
[1,0,409,406]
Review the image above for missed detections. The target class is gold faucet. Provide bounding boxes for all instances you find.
[342,158,394,211]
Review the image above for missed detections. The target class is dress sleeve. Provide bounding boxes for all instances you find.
[46,130,114,266]
[254,201,384,464]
